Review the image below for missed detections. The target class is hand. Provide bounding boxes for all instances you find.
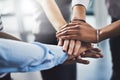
[64,48,103,65]
[58,39,82,56]
[58,38,95,57]
[58,39,103,65]
[56,21,97,43]
[81,48,103,58]
[58,24,82,56]
[57,22,103,65]
[58,36,91,65]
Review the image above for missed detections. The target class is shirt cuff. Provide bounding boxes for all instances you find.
[30,42,68,71]
[45,44,68,65]
[72,0,90,9]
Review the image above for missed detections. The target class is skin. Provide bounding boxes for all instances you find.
[99,20,120,42]
[34,0,103,64]
[35,0,85,58]
[0,32,21,41]
[56,21,97,43]
[71,4,86,21]
[56,19,120,43]
[38,0,83,57]
[0,32,103,65]
[0,0,103,65]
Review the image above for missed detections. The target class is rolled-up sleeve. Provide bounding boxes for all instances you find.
[0,39,68,73]
[72,0,90,9]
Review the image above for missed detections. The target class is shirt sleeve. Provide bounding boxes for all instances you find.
[0,16,3,31]
[72,0,90,9]
[0,39,68,73]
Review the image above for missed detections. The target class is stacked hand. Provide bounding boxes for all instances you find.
[57,20,98,43]
[56,19,103,64]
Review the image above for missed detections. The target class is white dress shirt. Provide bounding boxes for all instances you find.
[72,0,90,9]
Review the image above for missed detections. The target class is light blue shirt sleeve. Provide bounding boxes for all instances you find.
[0,38,68,73]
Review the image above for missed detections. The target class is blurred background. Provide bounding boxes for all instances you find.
[0,0,112,80]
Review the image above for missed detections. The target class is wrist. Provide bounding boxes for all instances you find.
[72,5,86,21]
[96,29,100,45]
[71,18,86,24]
[72,18,86,23]
[58,23,68,31]
[99,28,106,42]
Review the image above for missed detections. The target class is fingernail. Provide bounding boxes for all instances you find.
[96,55,100,58]
[73,53,77,56]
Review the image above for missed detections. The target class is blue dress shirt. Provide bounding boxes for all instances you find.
[0,38,68,73]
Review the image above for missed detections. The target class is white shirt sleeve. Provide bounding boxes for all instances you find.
[72,0,90,9]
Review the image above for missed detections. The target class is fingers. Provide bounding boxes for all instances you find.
[57,38,63,46]
[73,40,81,56]
[65,55,90,65]
[63,58,76,65]
[66,40,81,56]
[81,49,103,58]
[68,40,75,55]
[57,29,79,37]
[78,43,88,55]
[59,23,78,30]
[56,25,79,37]
[91,48,101,52]
[62,40,82,57]
[88,49,103,58]
[62,40,69,52]
[76,56,89,64]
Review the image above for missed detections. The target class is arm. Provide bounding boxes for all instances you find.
[99,20,120,41]
[0,38,102,73]
[71,0,90,20]
[36,0,89,30]
[56,20,120,43]
[72,5,86,20]
[35,0,67,31]
[35,0,82,59]
[0,38,67,73]
[0,32,21,41]
[35,0,101,64]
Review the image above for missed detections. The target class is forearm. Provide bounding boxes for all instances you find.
[71,5,86,20]
[71,0,90,20]
[99,20,120,41]
[35,0,67,31]
[0,39,67,73]
[0,32,21,41]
